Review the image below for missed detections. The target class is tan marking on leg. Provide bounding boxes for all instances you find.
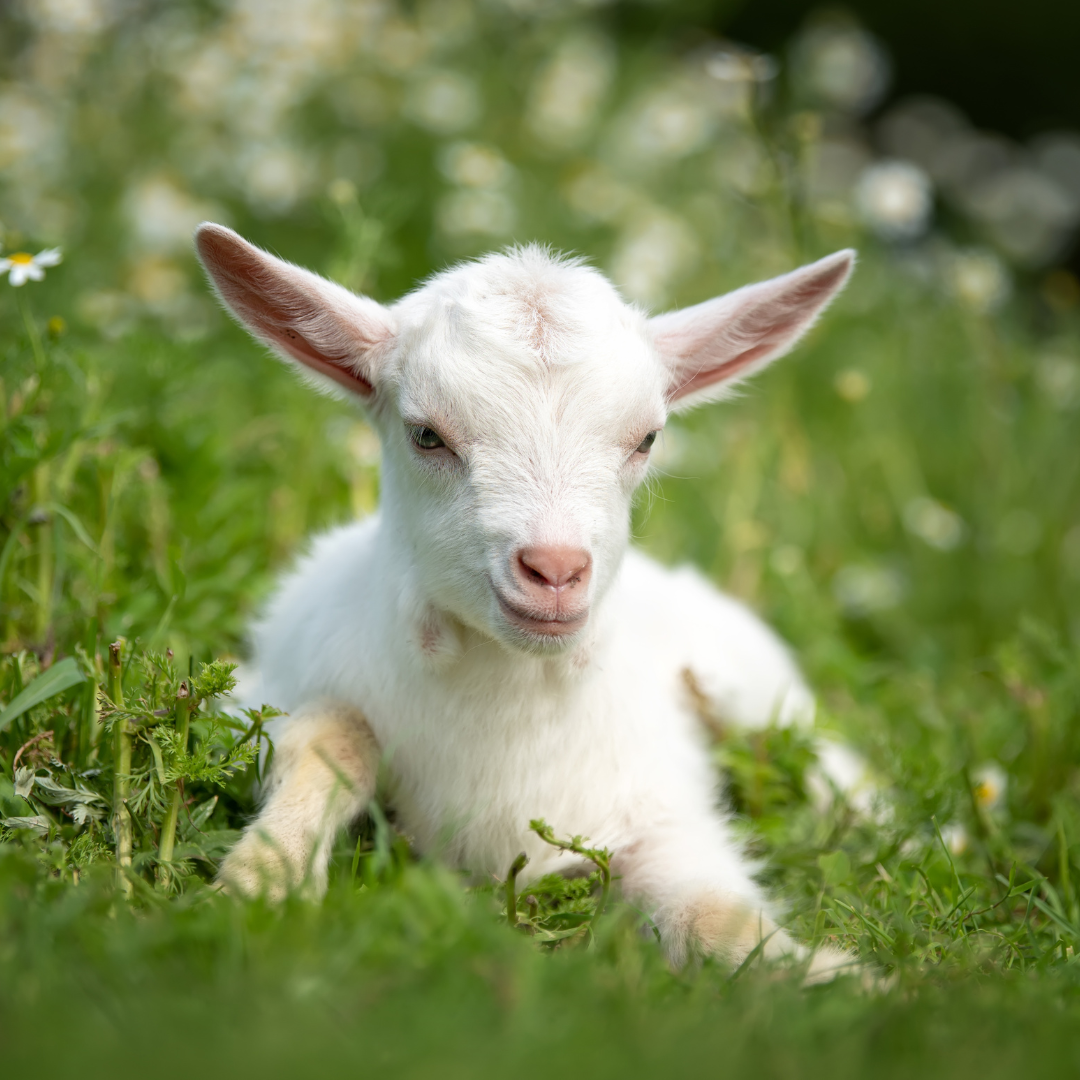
[218,700,380,901]
[659,892,788,969]
[659,891,863,985]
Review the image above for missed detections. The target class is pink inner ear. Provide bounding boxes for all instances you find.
[197,225,377,397]
[661,251,854,403]
[668,338,775,400]
[263,325,375,397]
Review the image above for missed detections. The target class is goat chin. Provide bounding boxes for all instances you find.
[196,227,861,971]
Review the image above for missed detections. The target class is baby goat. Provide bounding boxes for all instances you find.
[196,224,855,975]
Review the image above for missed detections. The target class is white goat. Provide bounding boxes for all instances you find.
[196,223,856,976]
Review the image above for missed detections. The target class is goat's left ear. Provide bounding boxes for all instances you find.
[195,222,395,400]
[650,250,855,409]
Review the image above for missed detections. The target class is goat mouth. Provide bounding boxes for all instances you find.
[491,585,589,637]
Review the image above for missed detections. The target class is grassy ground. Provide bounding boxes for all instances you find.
[3,3,1080,1074]
[3,236,1080,1076]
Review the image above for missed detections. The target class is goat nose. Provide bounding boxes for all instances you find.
[516,546,592,591]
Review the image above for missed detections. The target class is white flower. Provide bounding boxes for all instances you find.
[628,89,711,159]
[903,496,966,551]
[528,32,615,149]
[832,564,905,616]
[125,177,217,253]
[856,160,934,241]
[610,212,698,307]
[792,21,891,115]
[948,248,1011,312]
[940,822,969,856]
[706,46,777,85]
[242,143,312,214]
[972,763,1007,812]
[0,248,62,286]
[436,189,516,238]
[405,71,479,135]
[1036,354,1080,410]
[438,143,512,189]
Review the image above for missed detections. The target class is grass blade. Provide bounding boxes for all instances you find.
[0,656,85,733]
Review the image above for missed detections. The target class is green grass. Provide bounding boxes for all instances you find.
[3,2,1080,1073]
[3,237,1080,1076]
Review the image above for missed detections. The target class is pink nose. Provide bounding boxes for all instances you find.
[515,546,592,596]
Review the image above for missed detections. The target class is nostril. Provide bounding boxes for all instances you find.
[517,546,592,590]
[519,556,549,586]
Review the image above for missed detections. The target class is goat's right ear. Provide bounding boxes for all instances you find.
[194,222,395,399]
[650,249,855,410]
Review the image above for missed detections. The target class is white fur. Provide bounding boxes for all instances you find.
[198,225,856,973]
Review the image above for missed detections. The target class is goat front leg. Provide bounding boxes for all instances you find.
[616,820,854,983]
[218,700,380,901]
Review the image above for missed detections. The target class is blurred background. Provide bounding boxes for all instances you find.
[1,0,1079,670]
[5,0,1080,308]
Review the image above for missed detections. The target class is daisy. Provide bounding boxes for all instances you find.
[0,248,63,286]
[972,762,1007,813]
[855,161,933,241]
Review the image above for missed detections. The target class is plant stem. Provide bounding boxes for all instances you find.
[32,464,52,644]
[156,680,191,886]
[595,859,612,927]
[506,851,529,928]
[89,646,104,757]
[16,290,47,371]
[528,819,613,934]
[110,640,133,898]
[1059,819,1077,925]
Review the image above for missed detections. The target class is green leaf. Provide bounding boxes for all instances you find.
[189,795,218,832]
[47,502,99,554]
[0,814,50,834]
[0,657,85,733]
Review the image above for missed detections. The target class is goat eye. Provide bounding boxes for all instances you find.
[411,426,445,450]
[635,430,658,454]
